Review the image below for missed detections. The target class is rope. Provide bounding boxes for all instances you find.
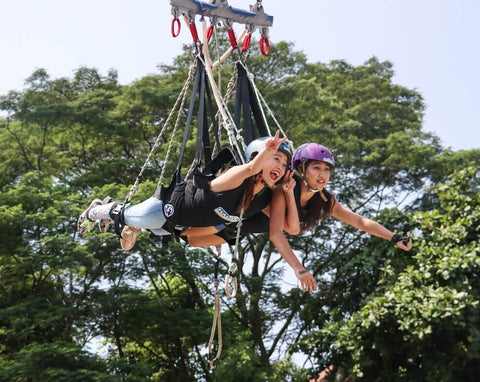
[208,245,223,367]
[200,20,247,164]
[158,61,198,187]
[124,60,198,203]
[225,209,244,298]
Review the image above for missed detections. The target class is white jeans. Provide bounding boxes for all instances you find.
[91,197,170,236]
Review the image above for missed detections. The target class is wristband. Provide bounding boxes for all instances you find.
[391,234,410,245]
[390,234,401,243]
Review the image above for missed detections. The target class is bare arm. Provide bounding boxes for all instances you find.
[210,130,286,192]
[331,201,412,251]
[269,183,317,292]
[279,171,300,235]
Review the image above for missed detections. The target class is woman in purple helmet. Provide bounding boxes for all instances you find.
[269,142,413,293]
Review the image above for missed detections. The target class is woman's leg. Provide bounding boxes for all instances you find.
[122,197,166,230]
[89,197,166,230]
[89,202,115,221]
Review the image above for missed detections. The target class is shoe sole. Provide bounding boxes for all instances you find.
[120,226,140,250]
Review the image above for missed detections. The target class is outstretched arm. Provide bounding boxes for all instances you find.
[269,183,317,292]
[331,201,413,251]
[210,130,286,192]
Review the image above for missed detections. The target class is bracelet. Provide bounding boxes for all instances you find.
[298,269,309,275]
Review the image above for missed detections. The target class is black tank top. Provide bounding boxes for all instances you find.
[239,182,307,235]
[293,182,308,223]
[292,180,336,226]
[163,179,272,227]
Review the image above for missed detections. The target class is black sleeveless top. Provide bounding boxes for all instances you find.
[239,182,335,235]
[163,179,272,227]
[240,182,307,235]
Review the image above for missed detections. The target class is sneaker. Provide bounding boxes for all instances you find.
[77,199,103,235]
[98,196,114,233]
[120,226,140,250]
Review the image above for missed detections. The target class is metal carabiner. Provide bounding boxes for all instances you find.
[260,36,270,56]
[171,17,181,37]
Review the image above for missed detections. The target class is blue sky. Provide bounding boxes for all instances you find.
[1,0,478,151]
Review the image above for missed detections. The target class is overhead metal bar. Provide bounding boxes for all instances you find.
[170,0,273,28]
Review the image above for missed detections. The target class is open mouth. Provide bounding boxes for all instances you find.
[270,170,280,182]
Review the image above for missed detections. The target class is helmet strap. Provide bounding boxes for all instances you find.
[296,164,328,202]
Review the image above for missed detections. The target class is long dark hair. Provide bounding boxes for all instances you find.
[301,189,335,231]
[236,173,260,214]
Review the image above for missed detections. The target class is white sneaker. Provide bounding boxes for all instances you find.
[77,199,103,235]
[98,196,114,233]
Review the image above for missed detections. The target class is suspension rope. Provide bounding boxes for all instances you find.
[237,59,293,151]
[200,19,246,163]
[225,209,244,298]
[124,60,197,203]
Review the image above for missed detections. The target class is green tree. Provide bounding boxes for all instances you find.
[308,164,480,381]
[2,38,480,381]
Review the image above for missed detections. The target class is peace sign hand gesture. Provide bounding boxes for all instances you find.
[265,130,287,153]
[282,170,296,194]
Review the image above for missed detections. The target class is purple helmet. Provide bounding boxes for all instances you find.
[291,143,335,169]
[244,136,292,164]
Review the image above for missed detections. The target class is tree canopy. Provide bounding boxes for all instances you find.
[1,39,480,381]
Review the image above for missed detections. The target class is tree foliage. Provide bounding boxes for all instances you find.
[1,39,480,381]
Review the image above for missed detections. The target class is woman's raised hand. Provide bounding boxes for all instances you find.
[282,170,296,193]
[265,130,287,153]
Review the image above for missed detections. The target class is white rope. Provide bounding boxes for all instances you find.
[224,209,244,298]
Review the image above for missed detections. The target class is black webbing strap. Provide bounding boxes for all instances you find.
[234,62,268,144]
[177,59,203,181]
[193,58,223,174]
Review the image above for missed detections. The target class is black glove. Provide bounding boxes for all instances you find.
[391,223,411,246]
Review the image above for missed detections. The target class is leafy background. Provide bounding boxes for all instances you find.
[1,40,480,381]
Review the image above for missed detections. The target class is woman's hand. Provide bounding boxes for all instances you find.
[282,170,296,193]
[265,130,287,153]
[395,237,413,251]
[294,267,317,292]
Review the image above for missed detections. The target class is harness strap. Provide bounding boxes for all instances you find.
[109,201,128,237]
[234,62,268,144]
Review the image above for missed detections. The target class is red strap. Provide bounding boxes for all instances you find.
[189,21,199,43]
[241,32,252,52]
[227,28,238,50]
[207,24,215,42]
